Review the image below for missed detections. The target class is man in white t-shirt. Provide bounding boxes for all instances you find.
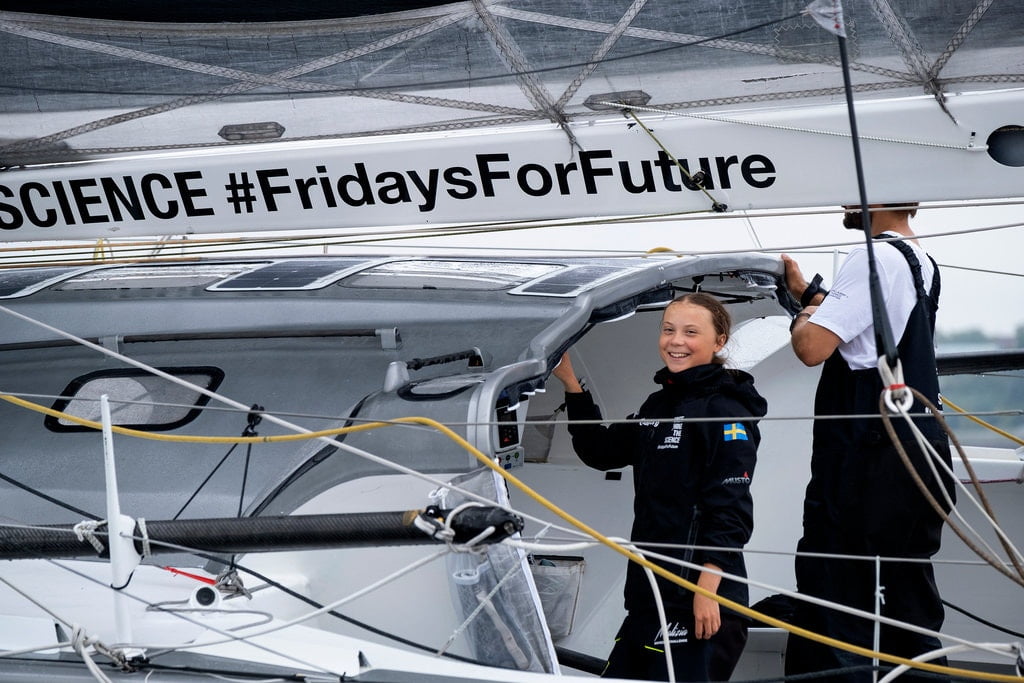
[780,204,955,682]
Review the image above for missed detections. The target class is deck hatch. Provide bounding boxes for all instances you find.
[339,260,561,290]
[45,367,224,433]
[0,266,93,299]
[207,258,373,290]
[511,265,627,296]
[58,264,256,290]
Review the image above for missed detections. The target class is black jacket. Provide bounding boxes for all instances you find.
[564,363,766,616]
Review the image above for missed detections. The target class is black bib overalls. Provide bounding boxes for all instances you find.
[785,238,956,682]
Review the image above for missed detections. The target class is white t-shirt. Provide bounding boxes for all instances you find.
[809,233,935,370]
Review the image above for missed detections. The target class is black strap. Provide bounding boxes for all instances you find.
[874,234,940,323]
[801,272,829,308]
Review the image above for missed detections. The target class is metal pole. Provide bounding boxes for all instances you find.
[101,395,142,654]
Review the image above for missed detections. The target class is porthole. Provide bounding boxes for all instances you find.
[986,125,1024,167]
[45,367,224,433]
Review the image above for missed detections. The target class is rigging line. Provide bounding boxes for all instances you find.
[469,0,578,148]
[743,211,764,249]
[491,5,912,82]
[929,0,996,79]
[942,599,1024,640]
[881,388,1024,586]
[889,395,1023,571]
[598,100,973,150]
[0,573,76,632]
[0,470,101,521]
[5,390,1021,429]
[937,263,1023,278]
[171,442,240,521]
[943,395,1024,447]
[624,109,726,211]
[553,0,648,111]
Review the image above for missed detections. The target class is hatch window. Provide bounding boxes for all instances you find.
[340,260,561,290]
[45,367,224,433]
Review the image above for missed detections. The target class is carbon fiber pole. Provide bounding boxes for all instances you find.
[0,506,523,559]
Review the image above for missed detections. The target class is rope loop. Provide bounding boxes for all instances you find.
[415,502,497,552]
[413,512,455,543]
[73,520,108,555]
[883,385,914,413]
[877,357,912,412]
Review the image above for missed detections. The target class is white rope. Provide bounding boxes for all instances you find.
[70,624,115,683]
[878,357,912,413]
[73,520,108,555]
[634,543,676,683]
[878,642,1018,683]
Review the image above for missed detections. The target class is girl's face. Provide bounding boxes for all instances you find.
[659,301,726,373]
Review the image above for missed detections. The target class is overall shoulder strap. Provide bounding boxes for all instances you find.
[874,234,940,320]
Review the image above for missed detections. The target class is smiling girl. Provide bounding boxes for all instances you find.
[552,293,767,681]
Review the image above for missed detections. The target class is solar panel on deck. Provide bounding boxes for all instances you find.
[0,266,84,298]
[517,265,624,295]
[209,259,371,290]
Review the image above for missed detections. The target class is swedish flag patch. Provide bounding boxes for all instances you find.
[723,423,748,441]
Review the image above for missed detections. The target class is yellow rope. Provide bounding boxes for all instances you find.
[92,239,113,262]
[1,392,1019,681]
[942,395,1024,447]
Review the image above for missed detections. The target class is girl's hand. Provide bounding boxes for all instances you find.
[693,563,723,639]
[552,353,583,393]
[692,593,721,639]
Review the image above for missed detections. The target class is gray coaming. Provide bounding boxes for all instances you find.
[522,252,785,367]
